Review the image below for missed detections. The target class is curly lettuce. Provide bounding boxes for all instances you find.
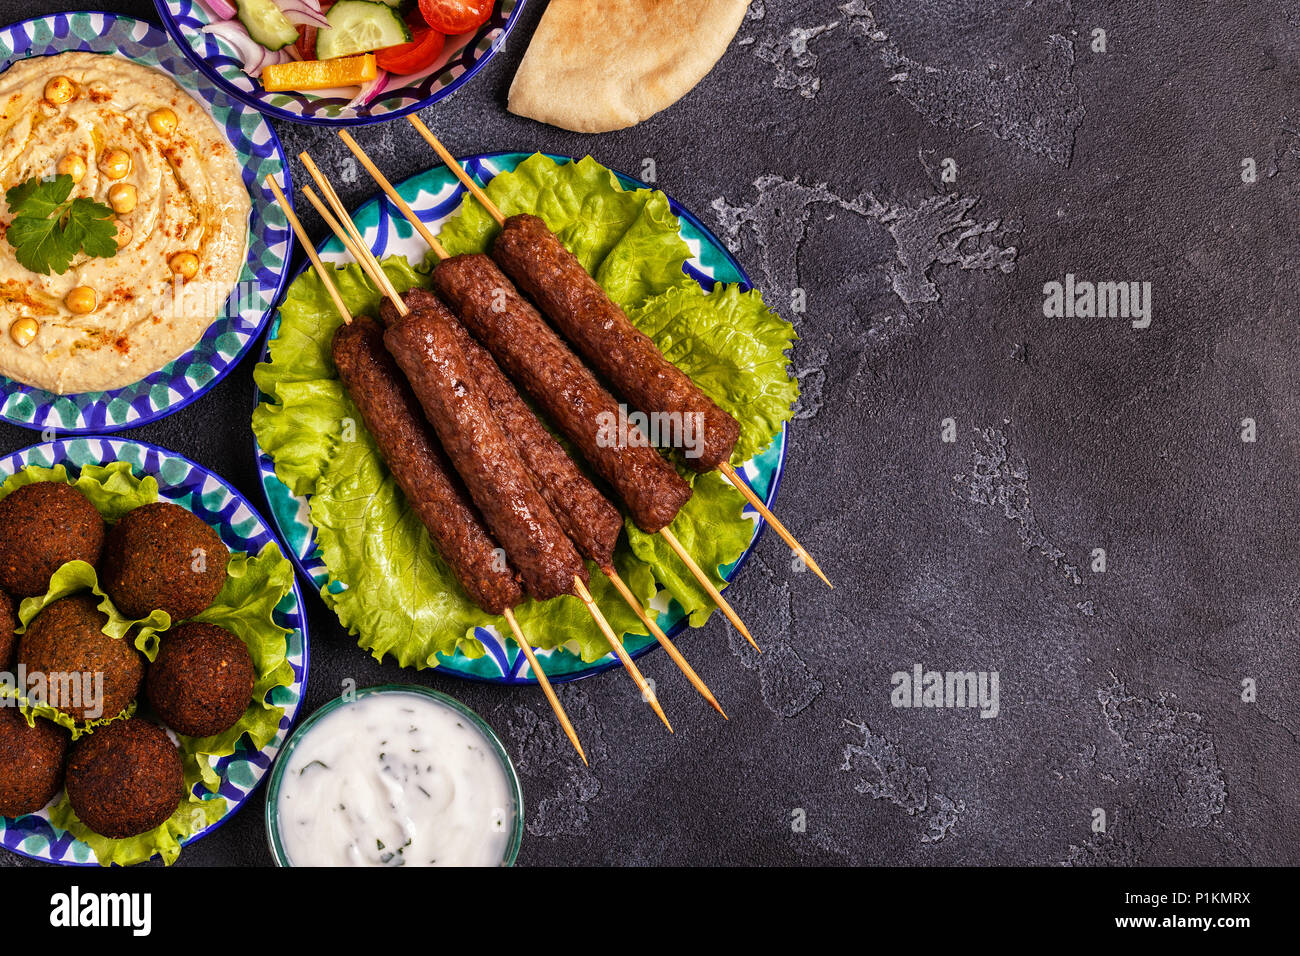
[628,284,800,464]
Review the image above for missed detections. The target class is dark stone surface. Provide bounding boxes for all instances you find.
[1,0,1296,866]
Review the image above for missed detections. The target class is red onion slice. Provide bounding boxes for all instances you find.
[346,69,389,109]
[202,19,293,76]
[200,0,239,21]
[274,0,331,29]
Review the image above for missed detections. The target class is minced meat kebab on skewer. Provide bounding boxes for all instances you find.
[384,300,590,603]
[266,176,589,763]
[380,288,725,718]
[317,141,728,716]
[295,158,677,731]
[408,117,828,589]
[328,134,757,650]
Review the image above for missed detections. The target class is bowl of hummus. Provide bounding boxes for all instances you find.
[0,13,293,433]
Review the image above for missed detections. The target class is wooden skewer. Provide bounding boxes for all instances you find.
[573,576,673,732]
[298,172,587,764]
[338,130,450,259]
[342,132,728,718]
[659,526,759,652]
[266,175,351,325]
[503,609,586,765]
[300,185,411,324]
[407,117,506,226]
[719,463,831,588]
[604,567,726,718]
[407,126,766,639]
[299,151,406,308]
[299,187,370,278]
[304,192,404,322]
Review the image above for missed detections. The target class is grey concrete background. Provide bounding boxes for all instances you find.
[1,0,1296,867]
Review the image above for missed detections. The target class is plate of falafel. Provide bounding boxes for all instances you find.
[0,436,308,866]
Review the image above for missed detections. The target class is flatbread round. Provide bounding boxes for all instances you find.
[508,0,752,133]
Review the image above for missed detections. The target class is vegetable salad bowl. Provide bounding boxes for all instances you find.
[154,0,529,126]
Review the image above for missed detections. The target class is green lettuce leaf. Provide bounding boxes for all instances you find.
[0,689,133,739]
[15,561,170,651]
[627,283,800,463]
[437,154,693,310]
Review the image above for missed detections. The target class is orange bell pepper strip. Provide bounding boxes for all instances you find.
[262,54,378,93]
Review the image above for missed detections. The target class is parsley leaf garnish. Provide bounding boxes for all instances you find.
[4,174,118,275]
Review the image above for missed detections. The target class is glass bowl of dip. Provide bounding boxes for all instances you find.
[265,684,523,867]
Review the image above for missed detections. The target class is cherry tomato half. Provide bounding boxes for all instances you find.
[293,25,317,60]
[418,0,493,35]
[293,2,331,60]
[376,25,447,75]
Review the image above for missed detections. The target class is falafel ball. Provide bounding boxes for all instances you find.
[65,718,183,838]
[0,589,15,672]
[0,707,69,817]
[100,503,230,622]
[147,622,254,737]
[0,482,105,598]
[17,595,144,723]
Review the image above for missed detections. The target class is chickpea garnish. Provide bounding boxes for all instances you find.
[147,107,178,136]
[108,182,137,214]
[65,287,97,315]
[99,148,131,180]
[9,317,38,348]
[113,220,133,248]
[44,76,76,105]
[168,251,199,281]
[56,154,87,184]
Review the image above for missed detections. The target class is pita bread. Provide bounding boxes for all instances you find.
[508,0,752,132]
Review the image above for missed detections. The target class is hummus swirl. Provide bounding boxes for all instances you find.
[0,51,251,394]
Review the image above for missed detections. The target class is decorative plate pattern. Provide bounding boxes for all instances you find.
[0,13,293,434]
[155,0,529,126]
[254,151,787,684]
[0,437,310,866]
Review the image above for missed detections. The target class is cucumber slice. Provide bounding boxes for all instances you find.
[316,0,412,60]
[237,0,299,51]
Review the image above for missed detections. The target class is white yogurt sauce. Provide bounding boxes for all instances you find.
[275,692,515,867]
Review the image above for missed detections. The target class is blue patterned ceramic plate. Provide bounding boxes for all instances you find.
[0,13,292,434]
[155,0,529,126]
[0,437,310,866]
[254,151,786,684]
